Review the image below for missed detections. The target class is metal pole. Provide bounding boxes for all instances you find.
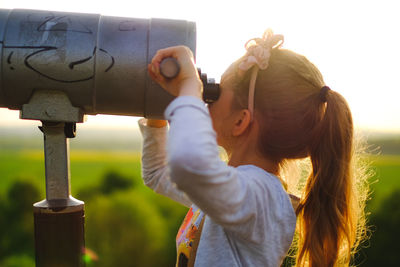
[33,122,85,267]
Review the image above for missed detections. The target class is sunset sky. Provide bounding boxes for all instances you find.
[1,0,399,133]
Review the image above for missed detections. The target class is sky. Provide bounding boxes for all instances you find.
[0,0,399,133]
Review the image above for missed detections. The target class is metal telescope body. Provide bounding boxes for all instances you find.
[0,8,196,118]
[0,8,198,267]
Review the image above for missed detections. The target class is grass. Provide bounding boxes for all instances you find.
[367,154,400,212]
[0,150,142,198]
[0,150,399,213]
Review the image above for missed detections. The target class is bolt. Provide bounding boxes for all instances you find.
[45,107,57,117]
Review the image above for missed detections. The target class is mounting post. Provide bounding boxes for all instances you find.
[20,90,86,267]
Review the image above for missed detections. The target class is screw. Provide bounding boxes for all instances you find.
[45,107,57,117]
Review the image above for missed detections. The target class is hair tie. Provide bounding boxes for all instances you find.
[320,86,331,102]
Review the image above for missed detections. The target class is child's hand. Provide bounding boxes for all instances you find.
[148,46,203,99]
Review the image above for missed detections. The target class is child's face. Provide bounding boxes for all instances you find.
[208,69,237,151]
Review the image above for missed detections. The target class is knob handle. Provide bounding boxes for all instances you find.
[159,57,180,79]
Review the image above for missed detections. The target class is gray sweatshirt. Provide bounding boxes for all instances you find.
[139,96,296,267]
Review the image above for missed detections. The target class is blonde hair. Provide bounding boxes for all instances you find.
[230,48,369,266]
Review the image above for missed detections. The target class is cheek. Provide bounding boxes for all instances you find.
[208,103,219,126]
[209,110,218,132]
[209,105,233,148]
[208,104,223,142]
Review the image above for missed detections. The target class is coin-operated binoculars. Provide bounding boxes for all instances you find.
[0,8,219,266]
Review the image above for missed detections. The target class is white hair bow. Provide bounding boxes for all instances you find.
[239,29,284,71]
[238,29,284,120]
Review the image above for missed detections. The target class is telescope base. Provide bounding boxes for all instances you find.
[34,198,85,267]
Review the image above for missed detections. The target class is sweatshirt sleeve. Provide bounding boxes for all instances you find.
[164,96,259,236]
[138,118,192,207]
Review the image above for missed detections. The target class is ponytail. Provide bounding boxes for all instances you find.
[296,90,360,266]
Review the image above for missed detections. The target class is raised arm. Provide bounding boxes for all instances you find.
[139,118,192,207]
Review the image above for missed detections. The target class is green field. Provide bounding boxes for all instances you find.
[0,149,142,198]
[0,150,399,200]
[1,149,399,211]
[0,149,188,266]
[0,149,399,266]
[367,155,400,211]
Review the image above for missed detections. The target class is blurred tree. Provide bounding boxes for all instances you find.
[147,193,188,264]
[77,170,136,201]
[76,185,101,202]
[0,194,8,258]
[85,189,170,267]
[357,189,400,266]
[0,254,35,267]
[7,180,40,214]
[0,171,189,266]
[100,170,135,195]
[0,180,40,263]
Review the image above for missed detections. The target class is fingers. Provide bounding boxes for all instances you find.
[151,47,176,69]
[147,45,200,97]
[148,47,181,83]
[151,46,194,68]
[147,64,157,80]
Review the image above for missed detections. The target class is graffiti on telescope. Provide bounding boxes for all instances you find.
[2,13,118,82]
[37,14,93,34]
[118,21,137,31]
[99,48,115,72]
[68,46,96,70]
[7,51,14,70]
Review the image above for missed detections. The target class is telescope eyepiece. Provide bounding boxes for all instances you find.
[198,69,220,104]
[159,60,220,104]
[202,78,220,104]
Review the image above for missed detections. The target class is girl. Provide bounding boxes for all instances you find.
[139,29,367,266]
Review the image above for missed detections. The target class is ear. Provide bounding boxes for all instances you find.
[232,109,252,137]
